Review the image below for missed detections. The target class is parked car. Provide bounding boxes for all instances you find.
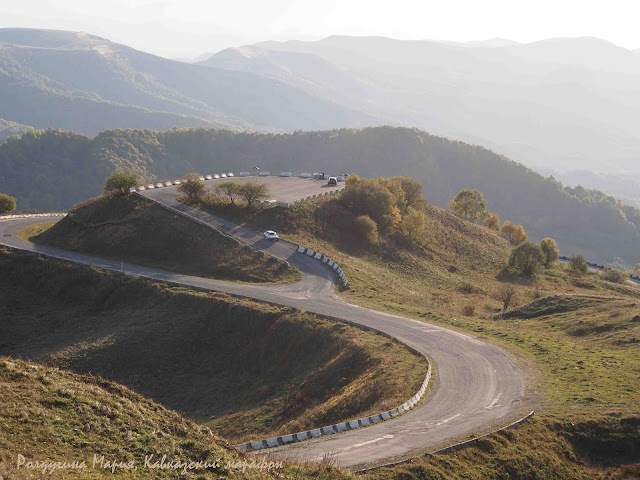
[164,181,173,187]
[173,180,181,185]
[263,230,279,241]
[205,175,212,180]
[137,186,146,191]
[221,173,227,178]
[227,172,234,177]
[328,176,337,186]
[147,184,155,189]
[129,187,137,193]
[213,174,220,179]
[156,182,163,188]
[199,176,205,181]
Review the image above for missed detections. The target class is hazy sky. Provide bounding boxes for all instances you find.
[2,0,639,59]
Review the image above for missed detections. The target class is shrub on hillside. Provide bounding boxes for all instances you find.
[462,304,476,316]
[569,254,588,275]
[353,215,379,245]
[104,169,139,196]
[0,193,17,214]
[508,242,545,276]
[501,221,528,246]
[498,284,517,310]
[603,268,627,284]
[177,173,206,203]
[485,212,500,231]
[540,237,560,267]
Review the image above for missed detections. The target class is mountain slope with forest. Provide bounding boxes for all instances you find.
[2,126,640,266]
[0,28,376,136]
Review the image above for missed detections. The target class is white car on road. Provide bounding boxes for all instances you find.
[263,230,279,241]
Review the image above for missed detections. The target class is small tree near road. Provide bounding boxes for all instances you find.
[216,182,240,204]
[178,173,206,204]
[568,254,588,275]
[238,181,269,210]
[0,193,17,215]
[449,189,488,220]
[104,169,139,196]
[540,237,559,267]
[508,242,545,276]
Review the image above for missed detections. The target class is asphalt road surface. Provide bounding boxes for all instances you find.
[0,210,527,469]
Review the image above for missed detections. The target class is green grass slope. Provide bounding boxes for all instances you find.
[195,184,640,478]
[0,249,424,444]
[34,193,299,284]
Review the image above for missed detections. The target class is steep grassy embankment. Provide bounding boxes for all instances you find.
[33,193,300,284]
[198,192,640,478]
[0,249,424,444]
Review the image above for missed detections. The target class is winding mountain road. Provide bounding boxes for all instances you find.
[0,195,527,469]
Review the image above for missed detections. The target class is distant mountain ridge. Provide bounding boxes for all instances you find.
[0,28,377,136]
[202,35,640,184]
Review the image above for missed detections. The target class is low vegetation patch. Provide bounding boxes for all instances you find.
[372,415,640,480]
[0,249,424,444]
[33,193,299,284]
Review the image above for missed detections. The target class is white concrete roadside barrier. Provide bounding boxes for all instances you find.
[236,360,432,452]
[239,172,250,177]
[259,171,271,176]
[300,173,313,178]
[0,213,66,220]
[280,172,292,177]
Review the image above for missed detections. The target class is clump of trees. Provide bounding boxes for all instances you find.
[508,241,545,276]
[104,169,139,196]
[0,193,17,215]
[177,173,206,203]
[449,189,529,245]
[339,175,429,246]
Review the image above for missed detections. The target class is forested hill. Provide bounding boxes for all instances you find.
[2,126,639,266]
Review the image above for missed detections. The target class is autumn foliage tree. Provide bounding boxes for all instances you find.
[103,169,139,196]
[485,212,500,231]
[540,237,559,267]
[0,193,17,215]
[501,221,528,245]
[449,189,488,220]
[399,207,426,243]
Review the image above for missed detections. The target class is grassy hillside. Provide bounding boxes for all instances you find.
[0,248,424,444]
[193,182,640,477]
[3,126,640,266]
[34,193,299,284]
[0,358,272,479]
